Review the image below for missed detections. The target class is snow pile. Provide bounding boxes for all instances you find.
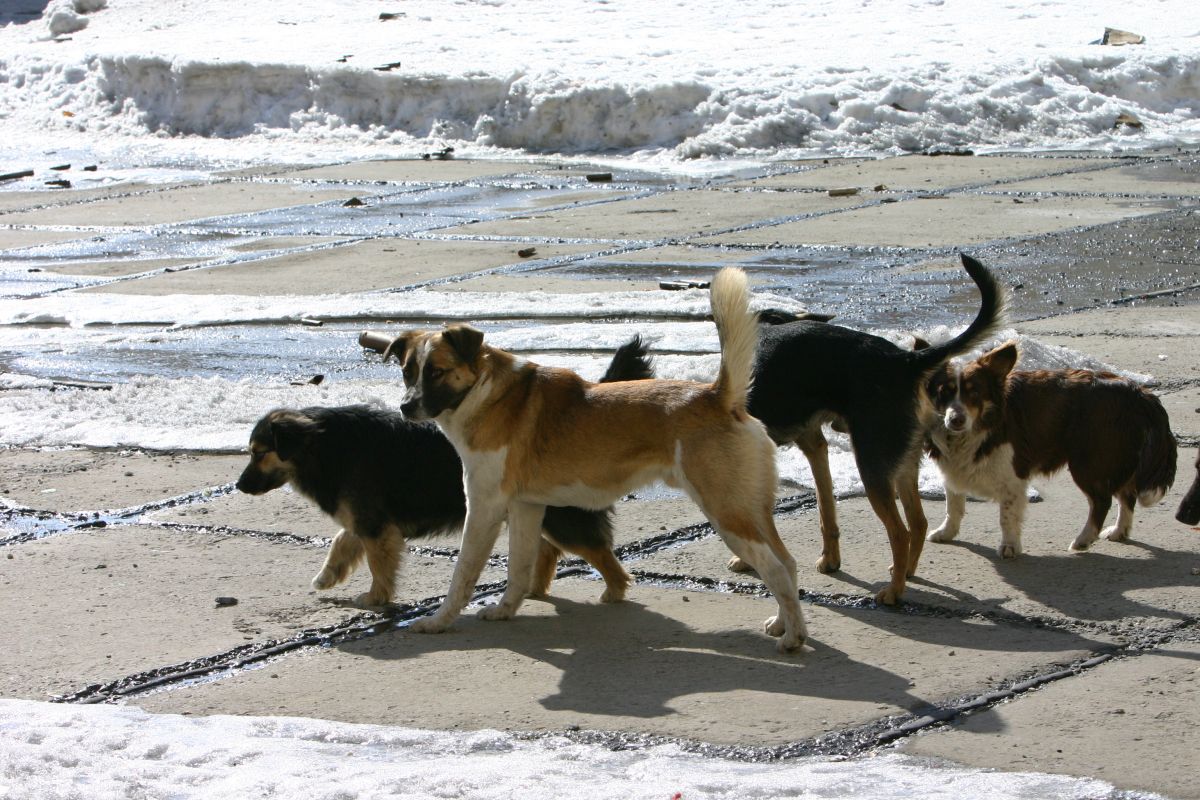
[0,699,1158,800]
[1,0,1198,167]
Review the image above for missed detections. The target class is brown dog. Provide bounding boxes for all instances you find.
[924,342,1176,555]
[386,268,807,652]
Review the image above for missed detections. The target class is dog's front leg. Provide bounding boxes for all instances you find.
[312,528,365,591]
[928,489,966,543]
[409,495,507,634]
[998,491,1027,558]
[478,500,546,621]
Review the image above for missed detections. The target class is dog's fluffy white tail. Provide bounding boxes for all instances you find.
[710,267,757,411]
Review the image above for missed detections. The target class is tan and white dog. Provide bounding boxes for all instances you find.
[385,268,807,652]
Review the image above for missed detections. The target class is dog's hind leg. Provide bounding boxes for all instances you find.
[359,524,405,606]
[576,544,631,603]
[313,529,365,592]
[863,475,912,606]
[895,465,927,576]
[528,538,563,599]
[799,425,842,574]
[479,500,546,621]
[711,513,807,652]
[1101,488,1137,543]
[1070,492,1111,552]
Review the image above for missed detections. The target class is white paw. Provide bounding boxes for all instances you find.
[727,556,753,573]
[311,569,337,591]
[1101,525,1129,542]
[408,614,453,634]
[998,541,1021,559]
[476,604,515,622]
[764,615,785,637]
[927,522,958,543]
[1068,536,1095,553]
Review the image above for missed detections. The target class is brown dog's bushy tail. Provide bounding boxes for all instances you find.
[912,253,1008,372]
[710,267,758,413]
[1135,391,1177,507]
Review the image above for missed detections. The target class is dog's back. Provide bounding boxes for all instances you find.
[267,405,467,539]
[1006,369,1176,502]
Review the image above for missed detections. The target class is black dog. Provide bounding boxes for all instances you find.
[740,253,1006,605]
[237,337,653,606]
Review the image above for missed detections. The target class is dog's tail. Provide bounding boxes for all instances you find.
[1134,390,1177,506]
[600,335,654,383]
[912,253,1008,373]
[710,267,758,412]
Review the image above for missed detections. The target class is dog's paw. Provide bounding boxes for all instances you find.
[998,542,1021,559]
[875,586,901,606]
[408,614,453,634]
[1068,536,1095,553]
[764,615,786,637]
[1101,525,1130,543]
[727,556,753,573]
[927,523,958,543]
[311,569,338,591]
[476,604,515,622]
[815,554,840,574]
[600,585,627,603]
[354,590,390,607]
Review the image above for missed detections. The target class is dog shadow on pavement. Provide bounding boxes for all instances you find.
[336,593,931,721]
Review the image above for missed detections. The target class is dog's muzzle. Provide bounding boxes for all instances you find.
[399,390,427,421]
[943,406,969,433]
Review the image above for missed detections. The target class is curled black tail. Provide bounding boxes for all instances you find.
[600,335,655,383]
[913,253,1008,371]
[1135,392,1176,506]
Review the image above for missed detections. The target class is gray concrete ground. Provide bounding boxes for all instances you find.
[2,151,1199,798]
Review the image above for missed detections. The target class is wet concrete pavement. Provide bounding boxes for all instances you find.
[2,150,1199,798]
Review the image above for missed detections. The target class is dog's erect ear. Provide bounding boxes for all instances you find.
[442,324,484,365]
[381,331,422,365]
[270,412,320,461]
[978,341,1019,379]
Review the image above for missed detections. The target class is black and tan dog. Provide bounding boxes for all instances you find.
[738,254,1005,605]
[236,338,654,607]
[387,268,807,652]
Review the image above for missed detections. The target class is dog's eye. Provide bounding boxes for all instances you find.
[427,367,445,381]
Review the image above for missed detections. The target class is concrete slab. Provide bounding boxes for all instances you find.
[438,272,651,294]
[0,228,96,251]
[1017,335,1200,384]
[899,641,1200,800]
[1012,307,1200,383]
[703,194,1166,249]
[1160,386,1200,439]
[276,158,565,184]
[0,450,244,514]
[39,257,198,278]
[0,183,198,215]
[634,456,1200,631]
[80,238,605,295]
[443,188,864,242]
[133,578,1109,744]
[1003,158,1200,197]
[1016,305,1200,338]
[728,155,1110,192]
[0,524,493,699]
[0,182,371,228]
